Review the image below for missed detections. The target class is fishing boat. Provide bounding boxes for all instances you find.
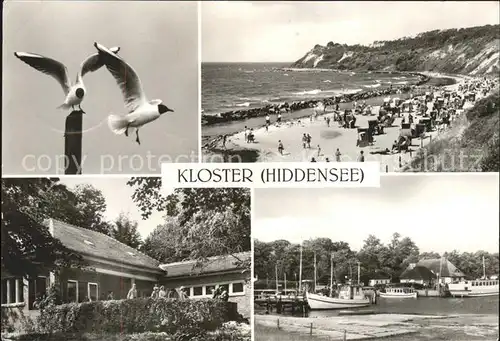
[448,256,499,297]
[306,284,371,310]
[305,254,370,310]
[379,287,417,299]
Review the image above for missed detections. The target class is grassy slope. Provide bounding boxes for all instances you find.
[404,90,500,172]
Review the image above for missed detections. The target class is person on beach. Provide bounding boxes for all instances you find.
[222,134,228,149]
[278,140,284,155]
[325,158,330,162]
[277,112,282,124]
[311,157,317,162]
[248,128,255,143]
[326,116,331,127]
[265,114,271,126]
[357,150,365,162]
[244,126,249,143]
[317,144,321,157]
[335,148,341,162]
[306,134,312,148]
[302,133,308,149]
[265,122,269,132]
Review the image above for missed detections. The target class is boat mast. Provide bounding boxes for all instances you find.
[299,241,303,293]
[483,256,486,279]
[314,251,317,292]
[330,253,333,297]
[284,272,287,294]
[357,261,361,285]
[275,263,279,295]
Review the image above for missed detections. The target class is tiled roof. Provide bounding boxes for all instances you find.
[416,258,465,277]
[159,252,251,278]
[48,219,161,272]
[400,266,437,281]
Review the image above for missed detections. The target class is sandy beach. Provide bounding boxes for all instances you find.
[219,73,484,171]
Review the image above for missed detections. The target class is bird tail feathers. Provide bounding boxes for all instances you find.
[108,114,129,135]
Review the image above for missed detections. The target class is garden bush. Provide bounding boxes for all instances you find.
[36,298,238,336]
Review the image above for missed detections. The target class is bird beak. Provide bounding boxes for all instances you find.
[167,108,174,113]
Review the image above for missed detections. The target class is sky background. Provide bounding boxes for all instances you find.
[3,1,199,175]
[254,174,500,254]
[59,177,165,241]
[202,1,500,62]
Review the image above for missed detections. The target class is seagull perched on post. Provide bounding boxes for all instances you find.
[93,42,174,145]
[14,47,121,114]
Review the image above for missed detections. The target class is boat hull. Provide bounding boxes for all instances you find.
[306,292,370,310]
[449,290,499,298]
[448,281,499,298]
[379,292,417,299]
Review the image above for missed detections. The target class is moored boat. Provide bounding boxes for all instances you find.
[448,279,499,297]
[306,285,371,310]
[379,287,417,299]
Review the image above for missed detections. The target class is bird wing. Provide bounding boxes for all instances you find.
[94,42,146,113]
[14,52,71,95]
[77,46,121,82]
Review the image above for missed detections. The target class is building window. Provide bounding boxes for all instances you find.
[219,284,229,293]
[67,280,78,303]
[232,282,244,294]
[206,285,216,297]
[193,286,203,296]
[1,278,24,305]
[88,283,98,302]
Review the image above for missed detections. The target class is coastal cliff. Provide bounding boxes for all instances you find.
[292,25,500,75]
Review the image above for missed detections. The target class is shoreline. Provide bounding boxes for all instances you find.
[255,313,499,341]
[201,71,430,127]
[202,72,468,165]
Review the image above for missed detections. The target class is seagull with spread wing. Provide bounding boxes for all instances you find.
[14,47,121,114]
[93,42,174,145]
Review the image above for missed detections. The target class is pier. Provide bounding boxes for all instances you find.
[254,294,309,315]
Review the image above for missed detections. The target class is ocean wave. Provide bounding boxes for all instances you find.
[323,80,332,83]
[394,81,408,85]
[236,102,251,107]
[283,73,289,76]
[294,89,322,96]
[364,84,381,88]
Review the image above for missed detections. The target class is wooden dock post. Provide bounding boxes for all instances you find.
[64,110,83,175]
[310,322,313,335]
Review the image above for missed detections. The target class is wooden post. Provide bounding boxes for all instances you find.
[277,318,280,330]
[64,110,83,174]
[310,322,313,335]
[344,330,347,341]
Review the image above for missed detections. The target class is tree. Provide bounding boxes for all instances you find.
[73,184,113,236]
[112,213,142,250]
[129,179,251,271]
[1,178,85,278]
[420,252,441,260]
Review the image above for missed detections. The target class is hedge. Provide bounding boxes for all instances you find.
[36,298,238,336]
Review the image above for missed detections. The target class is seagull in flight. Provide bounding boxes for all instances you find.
[94,42,174,145]
[14,47,121,114]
